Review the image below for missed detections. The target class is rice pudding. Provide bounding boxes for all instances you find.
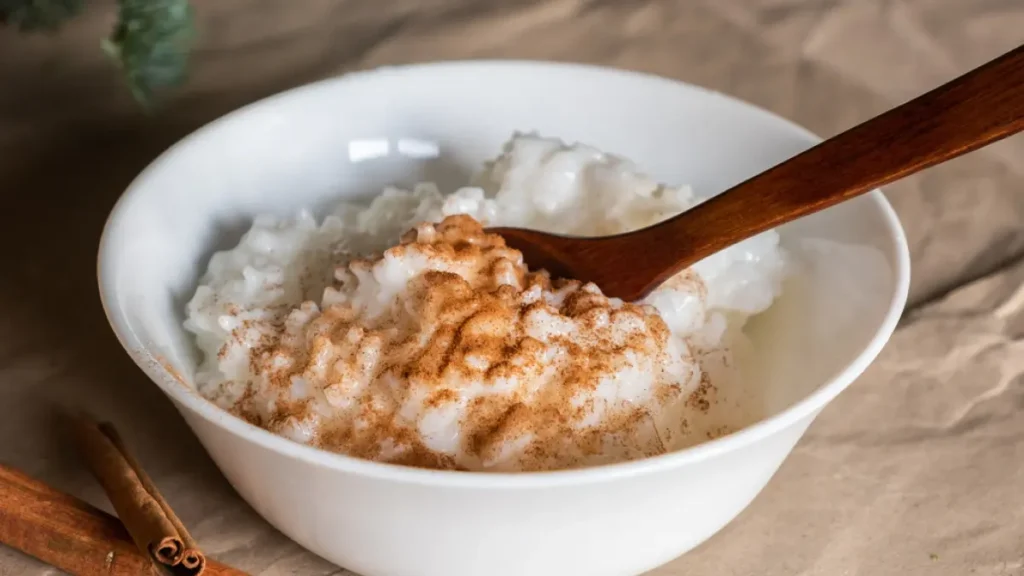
[185,134,787,472]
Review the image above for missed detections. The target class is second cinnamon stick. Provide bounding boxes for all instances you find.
[99,423,206,573]
[73,416,206,575]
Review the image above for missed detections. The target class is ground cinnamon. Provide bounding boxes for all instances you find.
[0,464,247,575]
[71,416,208,575]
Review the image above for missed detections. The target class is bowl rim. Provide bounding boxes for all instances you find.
[97,59,911,489]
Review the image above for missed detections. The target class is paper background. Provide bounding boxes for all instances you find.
[1,1,1022,574]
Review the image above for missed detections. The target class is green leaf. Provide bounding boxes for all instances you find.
[103,0,195,109]
[0,0,83,31]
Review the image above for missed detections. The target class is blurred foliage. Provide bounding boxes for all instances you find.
[103,0,194,107]
[2,0,195,108]
[0,0,83,31]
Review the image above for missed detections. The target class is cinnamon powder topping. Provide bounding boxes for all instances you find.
[220,215,706,471]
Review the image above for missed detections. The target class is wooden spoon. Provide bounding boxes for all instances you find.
[490,44,1024,301]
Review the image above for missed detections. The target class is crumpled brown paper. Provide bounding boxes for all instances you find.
[0,1,1021,574]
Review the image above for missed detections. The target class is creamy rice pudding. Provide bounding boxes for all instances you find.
[185,135,787,471]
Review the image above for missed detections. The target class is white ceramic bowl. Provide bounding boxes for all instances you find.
[98,61,909,576]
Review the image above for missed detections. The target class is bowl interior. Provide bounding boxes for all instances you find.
[100,62,908,459]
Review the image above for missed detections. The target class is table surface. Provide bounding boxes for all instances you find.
[1,1,1023,574]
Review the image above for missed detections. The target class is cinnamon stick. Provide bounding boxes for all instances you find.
[0,464,248,576]
[72,416,207,575]
[99,423,206,574]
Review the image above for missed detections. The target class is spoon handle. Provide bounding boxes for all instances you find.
[645,43,1024,262]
